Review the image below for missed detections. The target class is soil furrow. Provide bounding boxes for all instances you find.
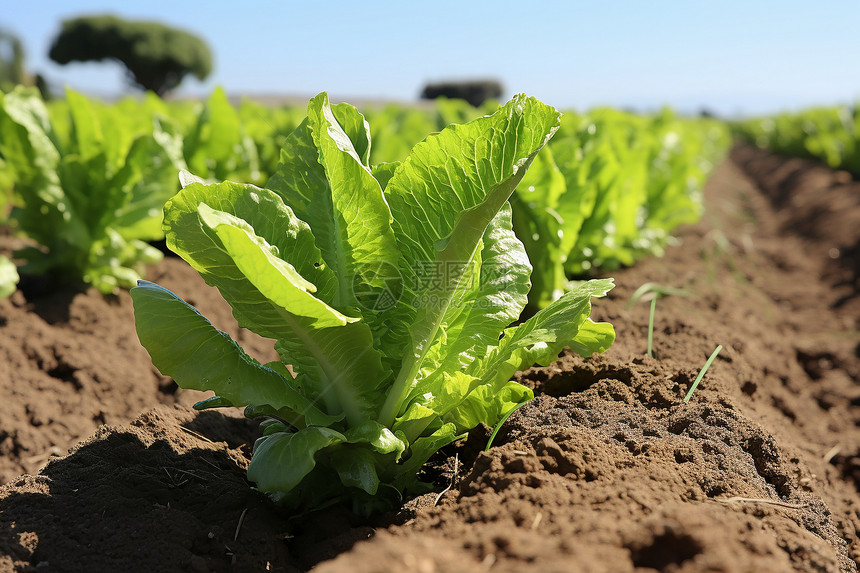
[0,149,858,572]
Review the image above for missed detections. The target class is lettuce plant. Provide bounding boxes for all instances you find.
[132,93,615,514]
[733,105,859,173]
[183,87,263,186]
[512,110,730,310]
[0,86,184,293]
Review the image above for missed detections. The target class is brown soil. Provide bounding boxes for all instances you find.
[1,146,858,572]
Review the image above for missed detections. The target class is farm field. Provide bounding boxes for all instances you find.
[0,143,857,572]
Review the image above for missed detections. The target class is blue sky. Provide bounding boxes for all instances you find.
[3,0,859,116]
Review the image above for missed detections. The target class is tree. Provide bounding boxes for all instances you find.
[420,79,504,107]
[49,15,212,96]
[0,29,26,90]
[0,29,48,98]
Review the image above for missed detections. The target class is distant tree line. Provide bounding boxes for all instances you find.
[421,79,503,107]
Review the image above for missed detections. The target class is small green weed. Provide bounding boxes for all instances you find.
[627,282,691,358]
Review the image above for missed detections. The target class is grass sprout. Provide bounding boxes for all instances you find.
[684,345,723,403]
[627,282,691,357]
[485,400,532,451]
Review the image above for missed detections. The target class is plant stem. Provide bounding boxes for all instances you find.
[647,296,657,358]
[684,345,723,403]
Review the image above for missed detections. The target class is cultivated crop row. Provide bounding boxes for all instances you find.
[0,87,729,301]
[734,104,860,175]
[0,87,730,513]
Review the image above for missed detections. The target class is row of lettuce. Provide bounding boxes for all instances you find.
[0,89,730,512]
[0,86,730,306]
[733,105,860,175]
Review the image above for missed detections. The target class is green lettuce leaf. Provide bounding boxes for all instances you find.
[163,179,388,424]
[248,427,346,495]
[510,145,567,309]
[469,278,615,389]
[0,256,18,298]
[265,94,403,363]
[131,281,339,428]
[377,94,561,425]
